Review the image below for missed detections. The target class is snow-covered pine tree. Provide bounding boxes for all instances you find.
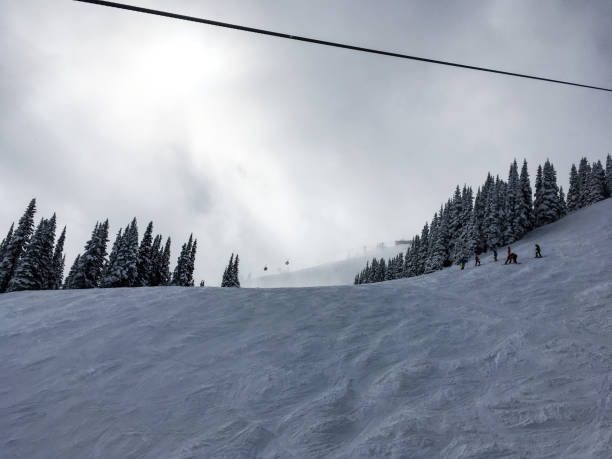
[101,227,123,288]
[534,164,544,227]
[7,217,50,292]
[606,154,612,198]
[417,222,429,275]
[506,159,521,241]
[120,219,139,287]
[51,226,66,289]
[519,159,534,233]
[588,160,607,205]
[425,206,449,271]
[64,254,81,289]
[495,178,511,246]
[577,157,591,209]
[472,188,487,254]
[232,253,240,287]
[375,258,386,282]
[484,181,501,250]
[448,186,463,262]
[221,253,233,287]
[159,237,171,285]
[171,234,193,286]
[70,220,109,289]
[187,239,197,287]
[148,234,162,286]
[40,214,57,289]
[536,160,560,226]
[566,164,580,212]
[0,223,14,264]
[558,186,568,218]
[0,198,36,293]
[136,221,154,286]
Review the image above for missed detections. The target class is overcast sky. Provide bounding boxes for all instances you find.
[1,0,611,285]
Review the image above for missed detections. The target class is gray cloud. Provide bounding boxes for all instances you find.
[1,0,611,284]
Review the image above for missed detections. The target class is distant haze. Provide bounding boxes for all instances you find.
[1,0,611,285]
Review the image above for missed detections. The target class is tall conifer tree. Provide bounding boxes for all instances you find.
[0,198,36,293]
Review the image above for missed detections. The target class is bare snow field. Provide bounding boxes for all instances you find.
[1,199,612,458]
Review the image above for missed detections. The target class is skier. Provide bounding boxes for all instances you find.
[493,248,498,262]
[509,253,518,264]
[475,256,481,266]
[460,258,466,270]
[504,246,512,264]
[535,244,542,258]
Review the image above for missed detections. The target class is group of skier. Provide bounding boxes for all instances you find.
[460,244,542,269]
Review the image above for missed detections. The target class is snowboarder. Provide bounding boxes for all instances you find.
[475,256,480,266]
[505,247,512,264]
[493,248,498,262]
[535,244,542,258]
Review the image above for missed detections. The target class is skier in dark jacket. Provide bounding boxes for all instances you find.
[535,244,542,258]
[460,258,466,270]
[509,253,518,264]
[504,247,513,264]
[493,248,498,262]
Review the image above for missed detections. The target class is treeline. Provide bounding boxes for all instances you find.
[356,155,612,284]
[0,199,198,293]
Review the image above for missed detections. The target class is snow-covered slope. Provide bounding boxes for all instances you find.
[1,200,612,458]
[245,244,406,288]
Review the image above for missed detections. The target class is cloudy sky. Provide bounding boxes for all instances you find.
[1,0,611,285]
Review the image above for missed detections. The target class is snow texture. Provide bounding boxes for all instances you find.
[1,200,612,458]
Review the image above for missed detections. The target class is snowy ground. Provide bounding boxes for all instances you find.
[1,199,612,458]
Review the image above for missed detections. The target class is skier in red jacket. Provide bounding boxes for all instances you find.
[504,246,512,264]
[474,256,481,266]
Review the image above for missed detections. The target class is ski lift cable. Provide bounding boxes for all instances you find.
[73,0,612,93]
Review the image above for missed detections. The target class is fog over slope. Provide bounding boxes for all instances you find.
[1,200,612,458]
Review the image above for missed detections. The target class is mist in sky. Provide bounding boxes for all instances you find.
[1,0,611,285]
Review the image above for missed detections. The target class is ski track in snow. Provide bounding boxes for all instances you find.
[1,200,612,458]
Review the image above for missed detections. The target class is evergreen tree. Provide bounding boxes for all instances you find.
[558,186,568,218]
[606,154,612,198]
[587,160,606,204]
[71,220,109,289]
[101,228,123,288]
[0,223,14,264]
[8,217,54,292]
[148,235,162,286]
[136,221,154,286]
[535,160,560,226]
[566,164,580,212]
[51,226,66,289]
[119,219,139,287]
[64,254,81,289]
[221,254,234,287]
[232,253,240,287]
[0,198,36,293]
[484,180,501,249]
[159,237,171,285]
[171,234,193,286]
[426,207,449,271]
[506,159,521,241]
[519,159,534,232]
[577,157,591,208]
[534,164,544,226]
